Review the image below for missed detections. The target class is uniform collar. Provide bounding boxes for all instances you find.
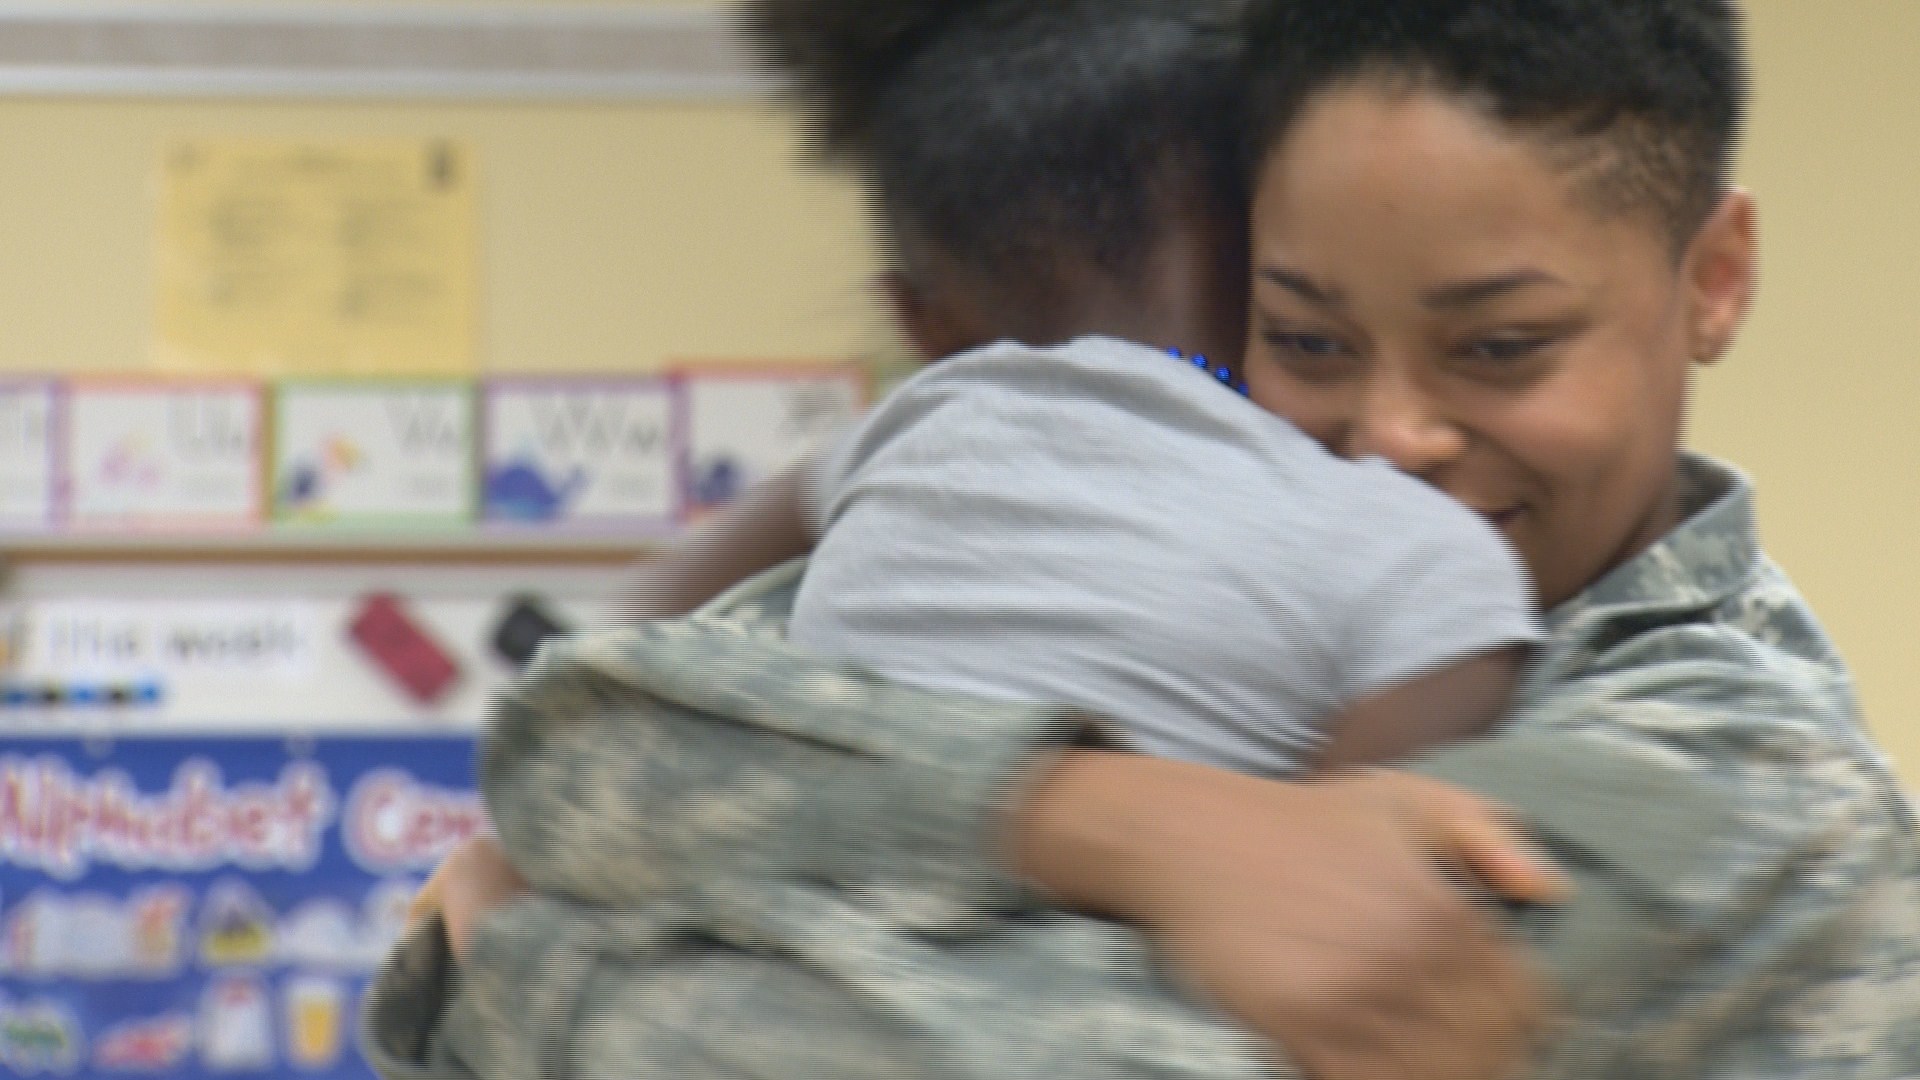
[1546,453,1763,633]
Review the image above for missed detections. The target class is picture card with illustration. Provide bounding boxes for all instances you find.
[0,380,58,530]
[272,382,475,525]
[679,363,866,518]
[481,378,680,529]
[65,380,263,531]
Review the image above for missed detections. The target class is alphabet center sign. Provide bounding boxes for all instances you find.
[0,735,480,1080]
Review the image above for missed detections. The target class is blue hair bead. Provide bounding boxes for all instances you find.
[1164,346,1250,397]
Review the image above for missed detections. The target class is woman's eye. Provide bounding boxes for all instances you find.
[1458,337,1552,365]
[1263,332,1353,361]
[1257,329,1362,385]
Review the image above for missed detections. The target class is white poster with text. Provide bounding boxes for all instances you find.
[482,379,679,528]
[273,384,474,523]
[66,382,262,529]
[0,381,57,529]
[681,366,865,517]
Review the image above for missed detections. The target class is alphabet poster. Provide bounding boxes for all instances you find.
[66,382,263,530]
[680,364,866,516]
[481,378,680,528]
[0,381,57,530]
[272,383,474,524]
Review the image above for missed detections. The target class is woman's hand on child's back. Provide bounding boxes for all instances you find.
[412,836,533,964]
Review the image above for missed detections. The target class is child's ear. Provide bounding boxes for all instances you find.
[1683,188,1758,366]
[881,271,976,363]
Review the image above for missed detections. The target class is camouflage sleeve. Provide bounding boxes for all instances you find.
[1416,676,1920,1078]
[360,918,479,1080]
[461,559,1919,1078]
[369,558,1289,1080]
[480,605,1100,935]
[362,898,932,1080]
[362,884,1287,1080]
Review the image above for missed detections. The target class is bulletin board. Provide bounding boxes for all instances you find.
[0,734,479,1078]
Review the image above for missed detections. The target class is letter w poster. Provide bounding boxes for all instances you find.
[0,736,479,1078]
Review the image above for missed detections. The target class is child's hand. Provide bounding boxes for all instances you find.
[412,836,532,963]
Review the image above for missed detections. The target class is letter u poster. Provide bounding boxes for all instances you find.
[0,735,480,1078]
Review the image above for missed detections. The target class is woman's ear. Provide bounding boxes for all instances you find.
[1683,188,1759,366]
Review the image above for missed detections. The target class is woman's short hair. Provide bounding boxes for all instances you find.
[1246,0,1750,248]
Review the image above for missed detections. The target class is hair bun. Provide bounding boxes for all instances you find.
[735,0,993,160]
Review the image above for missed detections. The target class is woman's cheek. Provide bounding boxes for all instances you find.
[1248,366,1346,447]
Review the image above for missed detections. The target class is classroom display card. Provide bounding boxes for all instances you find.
[0,381,57,529]
[10,598,323,684]
[66,383,262,529]
[482,380,679,527]
[155,138,478,378]
[273,384,474,524]
[681,365,865,515]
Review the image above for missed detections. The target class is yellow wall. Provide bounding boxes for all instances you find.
[0,0,1911,779]
[0,97,878,375]
[1693,0,1920,781]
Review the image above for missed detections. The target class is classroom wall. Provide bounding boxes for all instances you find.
[0,97,879,376]
[0,0,1912,778]
[1691,0,1920,781]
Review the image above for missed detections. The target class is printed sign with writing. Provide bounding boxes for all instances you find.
[9,599,322,684]
[482,379,680,528]
[679,364,866,517]
[0,381,57,530]
[0,735,480,1080]
[66,382,263,530]
[273,383,474,524]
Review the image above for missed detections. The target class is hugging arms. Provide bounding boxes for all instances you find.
[370,532,1919,1080]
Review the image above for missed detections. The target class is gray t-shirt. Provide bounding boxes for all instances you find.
[791,336,1539,776]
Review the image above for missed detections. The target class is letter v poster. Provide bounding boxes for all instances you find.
[0,736,481,1078]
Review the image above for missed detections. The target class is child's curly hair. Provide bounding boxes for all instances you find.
[736,0,1249,302]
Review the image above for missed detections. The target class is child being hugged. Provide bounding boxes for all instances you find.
[673,0,1542,776]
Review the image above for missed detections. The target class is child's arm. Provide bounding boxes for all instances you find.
[611,463,816,621]
[1317,648,1525,771]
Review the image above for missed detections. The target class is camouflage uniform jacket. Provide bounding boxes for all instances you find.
[363,454,1920,1080]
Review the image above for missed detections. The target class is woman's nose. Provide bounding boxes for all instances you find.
[1348,373,1465,477]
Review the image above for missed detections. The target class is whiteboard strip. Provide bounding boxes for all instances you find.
[0,4,765,101]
